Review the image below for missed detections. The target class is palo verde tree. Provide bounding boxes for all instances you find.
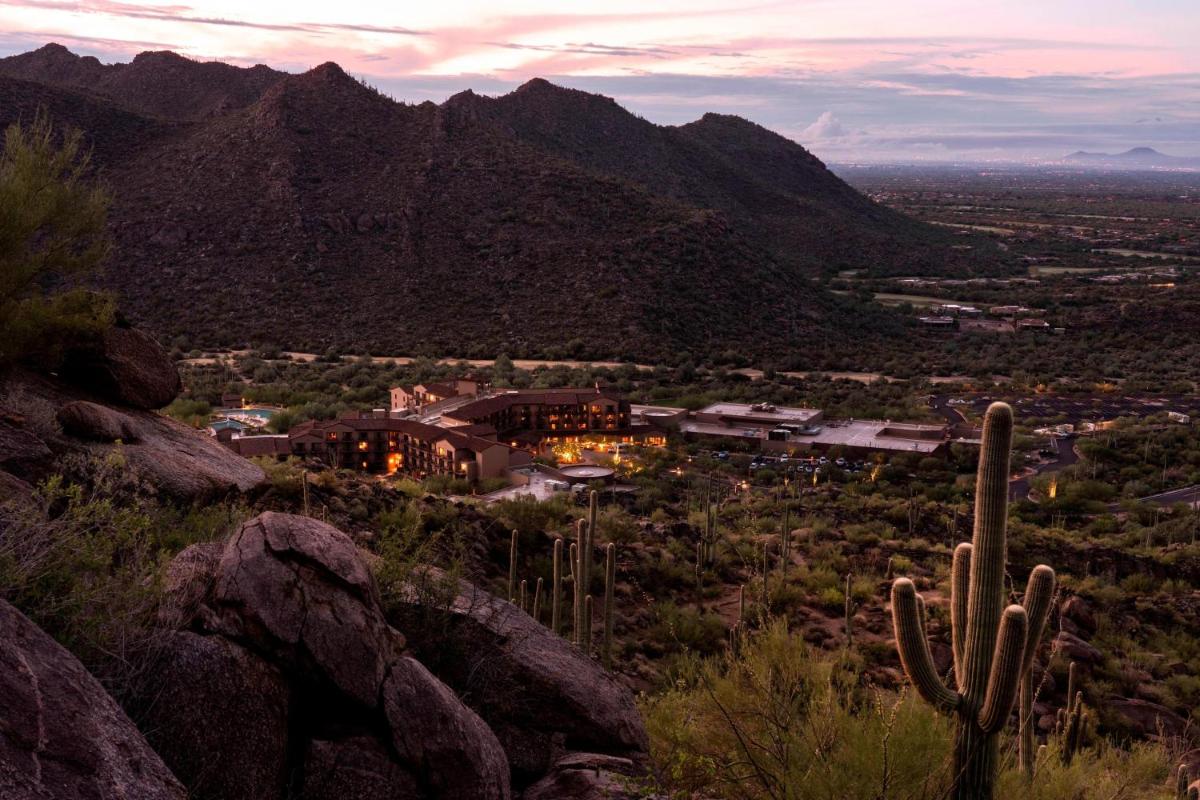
[891,402,1057,800]
[0,110,112,366]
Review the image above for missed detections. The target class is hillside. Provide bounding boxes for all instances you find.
[0,45,995,364]
[461,79,975,275]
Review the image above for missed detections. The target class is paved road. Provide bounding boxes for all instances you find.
[1136,484,1200,510]
[1008,438,1080,501]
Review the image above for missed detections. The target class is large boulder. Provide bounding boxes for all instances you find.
[0,599,186,800]
[0,370,263,502]
[161,515,515,800]
[1107,697,1190,740]
[1059,595,1097,636]
[204,512,402,707]
[302,737,421,800]
[56,401,138,442]
[61,324,181,410]
[133,631,290,800]
[383,656,511,800]
[1053,631,1102,664]
[391,570,649,779]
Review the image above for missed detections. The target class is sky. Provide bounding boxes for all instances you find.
[1,0,1198,162]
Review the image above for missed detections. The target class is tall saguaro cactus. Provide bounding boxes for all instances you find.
[891,402,1056,800]
[603,542,616,670]
[552,538,563,635]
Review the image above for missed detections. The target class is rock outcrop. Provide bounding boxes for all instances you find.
[205,511,401,706]
[0,599,186,800]
[133,631,290,800]
[60,323,182,410]
[1108,697,1190,740]
[0,366,263,502]
[383,656,511,799]
[522,753,646,800]
[391,569,650,779]
[56,400,138,442]
[155,512,512,800]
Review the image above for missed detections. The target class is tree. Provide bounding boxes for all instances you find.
[0,111,113,366]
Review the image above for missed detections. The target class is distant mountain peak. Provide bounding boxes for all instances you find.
[515,77,555,92]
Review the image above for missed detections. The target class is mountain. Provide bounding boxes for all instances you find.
[1061,147,1200,170]
[455,78,964,276]
[0,43,285,119]
[0,45,997,364]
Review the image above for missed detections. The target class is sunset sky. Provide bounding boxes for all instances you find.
[1,0,1197,161]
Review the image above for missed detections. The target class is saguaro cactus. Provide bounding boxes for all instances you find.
[552,538,563,635]
[508,529,518,603]
[844,573,858,649]
[891,402,1056,800]
[603,542,616,670]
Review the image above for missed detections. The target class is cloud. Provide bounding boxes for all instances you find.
[0,0,429,36]
[801,110,848,139]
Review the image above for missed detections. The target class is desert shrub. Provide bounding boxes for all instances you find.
[0,450,247,694]
[642,620,1177,800]
[646,602,727,657]
[0,112,114,366]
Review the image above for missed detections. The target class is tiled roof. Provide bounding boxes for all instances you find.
[447,388,619,422]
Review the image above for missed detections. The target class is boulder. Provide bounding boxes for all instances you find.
[383,655,511,800]
[56,400,137,442]
[205,512,401,707]
[133,631,290,800]
[391,570,648,779]
[1107,697,1190,740]
[1053,631,1102,664]
[61,324,181,410]
[108,410,264,500]
[1060,596,1097,635]
[0,599,186,800]
[522,753,645,800]
[302,737,421,800]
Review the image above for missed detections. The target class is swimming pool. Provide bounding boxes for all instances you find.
[217,407,276,421]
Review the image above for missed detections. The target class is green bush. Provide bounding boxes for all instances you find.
[641,620,1176,800]
[0,112,114,366]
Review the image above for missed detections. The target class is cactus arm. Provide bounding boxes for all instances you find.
[951,542,971,682]
[915,592,928,637]
[1019,565,1056,676]
[892,578,960,714]
[962,402,1014,706]
[979,604,1029,734]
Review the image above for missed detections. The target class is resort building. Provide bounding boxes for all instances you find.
[678,401,948,455]
[390,378,486,412]
[441,388,652,452]
[287,412,516,480]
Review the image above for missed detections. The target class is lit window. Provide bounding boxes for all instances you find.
[358,441,368,451]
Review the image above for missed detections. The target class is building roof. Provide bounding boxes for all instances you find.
[446,388,621,423]
[697,403,821,425]
[226,435,292,457]
[418,382,460,398]
[295,414,503,454]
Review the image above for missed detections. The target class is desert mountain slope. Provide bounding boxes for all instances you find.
[1,46,971,362]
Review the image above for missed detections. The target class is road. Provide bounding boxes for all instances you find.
[1135,484,1200,510]
[930,394,1080,501]
[1008,438,1080,501]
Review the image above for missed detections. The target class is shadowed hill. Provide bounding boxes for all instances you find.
[0,46,977,364]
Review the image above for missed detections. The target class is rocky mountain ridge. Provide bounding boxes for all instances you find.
[0,44,997,364]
